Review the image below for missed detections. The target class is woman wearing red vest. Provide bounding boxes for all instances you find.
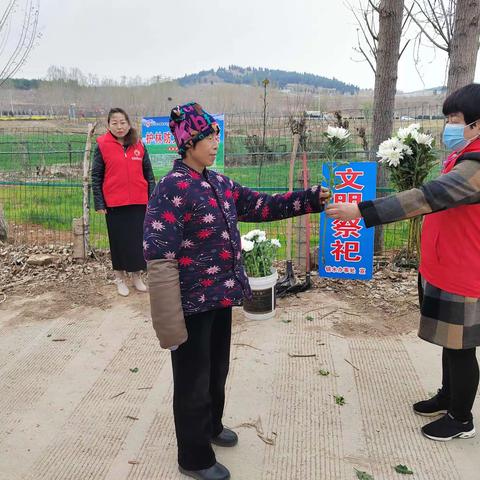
[326,83,480,442]
[92,108,155,296]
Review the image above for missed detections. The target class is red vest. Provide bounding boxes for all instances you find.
[420,141,480,297]
[97,132,148,207]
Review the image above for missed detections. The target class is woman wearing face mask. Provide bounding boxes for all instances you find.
[92,108,156,296]
[326,83,480,442]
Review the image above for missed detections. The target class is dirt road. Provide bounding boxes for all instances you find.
[0,281,478,480]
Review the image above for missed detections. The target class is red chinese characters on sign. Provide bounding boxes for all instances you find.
[333,192,363,203]
[335,168,365,191]
[332,219,363,239]
[321,162,376,279]
[163,132,174,144]
[146,132,175,145]
[330,239,362,262]
[328,168,366,264]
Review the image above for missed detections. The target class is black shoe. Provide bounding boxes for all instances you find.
[179,462,230,480]
[211,428,238,447]
[413,389,449,417]
[422,413,476,442]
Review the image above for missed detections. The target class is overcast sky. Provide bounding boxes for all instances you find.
[11,0,478,92]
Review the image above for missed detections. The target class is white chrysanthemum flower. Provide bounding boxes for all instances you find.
[377,137,411,167]
[411,130,434,147]
[254,230,267,242]
[380,149,402,167]
[397,123,421,139]
[271,239,281,248]
[326,125,350,140]
[241,236,255,252]
[244,229,266,241]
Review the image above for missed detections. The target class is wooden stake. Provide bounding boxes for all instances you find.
[82,123,97,258]
[286,133,300,264]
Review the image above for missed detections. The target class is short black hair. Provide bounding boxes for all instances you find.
[443,83,480,125]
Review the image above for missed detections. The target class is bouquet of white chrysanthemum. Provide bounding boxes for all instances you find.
[321,125,351,196]
[377,123,436,191]
[377,123,437,261]
[320,125,351,264]
[241,229,281,277]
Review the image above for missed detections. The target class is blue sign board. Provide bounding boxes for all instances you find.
[319,162,377,280]
[141,114,225,172]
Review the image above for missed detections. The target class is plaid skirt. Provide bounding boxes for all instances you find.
[418,275,480,350]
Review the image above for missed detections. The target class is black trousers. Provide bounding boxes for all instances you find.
[418,274,479,421]
[171,307,232,471]
[440,347,479,421]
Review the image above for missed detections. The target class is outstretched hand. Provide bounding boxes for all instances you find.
[325,203,362,221]
[318,186,331,205]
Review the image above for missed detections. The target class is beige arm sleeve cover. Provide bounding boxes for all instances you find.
[147,259,188,349]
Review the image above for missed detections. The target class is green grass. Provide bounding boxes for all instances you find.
[0,132,410,255]
[0,133,86,171]
[0,180,409,257]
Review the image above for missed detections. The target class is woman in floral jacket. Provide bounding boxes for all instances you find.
[143,102,328,480]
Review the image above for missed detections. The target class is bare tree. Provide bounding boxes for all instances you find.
[0,0,40,241]
[406,0,480,93]
[0,0,40,87]
[448,0,480,92]
[350,0,406,253]
[350,0,411,72]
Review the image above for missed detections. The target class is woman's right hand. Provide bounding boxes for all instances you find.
[326,203,361,221]
[97,209,107,214]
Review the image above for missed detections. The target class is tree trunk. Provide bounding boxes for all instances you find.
[447,0,480,95]
[371,0,405,254]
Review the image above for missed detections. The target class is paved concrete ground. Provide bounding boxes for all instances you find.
[0,288,478,480]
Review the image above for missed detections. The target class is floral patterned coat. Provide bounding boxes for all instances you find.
[144,160,324,316]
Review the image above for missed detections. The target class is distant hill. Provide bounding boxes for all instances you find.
[177,66,360,95]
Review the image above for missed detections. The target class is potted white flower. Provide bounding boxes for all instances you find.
[241,229,281,320]
[377,123,437,261]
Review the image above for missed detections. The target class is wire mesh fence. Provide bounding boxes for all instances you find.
[0,105,446,261]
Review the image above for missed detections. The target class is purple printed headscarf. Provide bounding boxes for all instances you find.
[169,102,219,155]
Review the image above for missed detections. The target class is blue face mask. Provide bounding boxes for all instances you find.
[443,123,468,151]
